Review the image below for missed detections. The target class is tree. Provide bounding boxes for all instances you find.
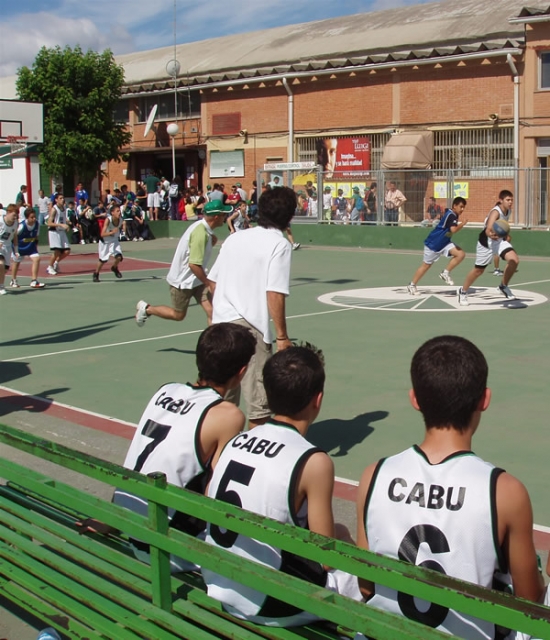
[16,45,131,184]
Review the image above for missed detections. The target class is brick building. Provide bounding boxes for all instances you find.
[106,0,550,225]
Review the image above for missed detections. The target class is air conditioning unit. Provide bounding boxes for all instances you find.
[191,127,198,133]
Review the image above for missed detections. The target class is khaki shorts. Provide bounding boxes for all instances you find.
[170,284,209,313]
[225,318,271,422]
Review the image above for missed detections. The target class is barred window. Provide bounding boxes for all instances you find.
[433,128,513,173]
[137,91,201,122]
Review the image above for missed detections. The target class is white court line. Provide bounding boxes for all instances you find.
[513,278,550,288]
[4,307,355,363]
[3,329,204,362]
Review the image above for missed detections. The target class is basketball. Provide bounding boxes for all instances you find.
[493,219,510,237]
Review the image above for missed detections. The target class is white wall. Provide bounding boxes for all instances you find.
[0,155,44,206]
[0,157,27,206]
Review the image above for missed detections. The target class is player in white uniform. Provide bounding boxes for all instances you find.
[93,204,123,282]
[458,190,518,305]
[0,204,19,295]
[203,345,361,627]
[78,323,256,572]
[355,335,544,640]
[47,193,71,275]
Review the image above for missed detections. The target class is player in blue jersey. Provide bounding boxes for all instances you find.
[10,207,45,289]
[407,197,468,295]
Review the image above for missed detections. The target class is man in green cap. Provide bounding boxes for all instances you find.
[135,200,232,327]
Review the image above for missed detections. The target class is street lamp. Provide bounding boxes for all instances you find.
[167,122,179,179]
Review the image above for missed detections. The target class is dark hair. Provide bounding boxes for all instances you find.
[24,207,35,218]
[20,185,27,190]
[452,196,467,207]
[258,186,297,230]
[410,335,488,432]
[498,190,513,200]
[196,323,255,385]
[370,182,377,189]
[263,344,325,416]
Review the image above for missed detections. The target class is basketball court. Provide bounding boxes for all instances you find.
[2,236,550,637]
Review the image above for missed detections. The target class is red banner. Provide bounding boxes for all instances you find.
[316,136,371,177]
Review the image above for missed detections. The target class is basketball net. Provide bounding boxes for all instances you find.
[0,135,29,159]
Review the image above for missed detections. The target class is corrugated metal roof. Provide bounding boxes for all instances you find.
[118,0,546,94]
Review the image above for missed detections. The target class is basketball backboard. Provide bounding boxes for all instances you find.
[0,99,43,144]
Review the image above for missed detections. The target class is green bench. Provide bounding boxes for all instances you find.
[0,422,549,640]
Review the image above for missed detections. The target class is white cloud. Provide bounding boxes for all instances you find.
[0,11,135,77]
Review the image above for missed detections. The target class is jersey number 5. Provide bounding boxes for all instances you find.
[209,460,255,548]
[397,524,450,627]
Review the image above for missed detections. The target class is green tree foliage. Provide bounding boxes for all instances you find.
[16,45,131,182]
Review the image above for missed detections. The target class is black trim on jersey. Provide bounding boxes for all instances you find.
[363,458,386,535]
[288,447,324,526]
[412,444,474,465]
[270,418,300,433]
[478,229,489,248]
[194,396,224,472]
[490,467,508,574]
[257,550,327,618]
[500,246,514,259]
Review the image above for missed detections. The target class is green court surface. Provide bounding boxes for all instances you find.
[2,237,550,525]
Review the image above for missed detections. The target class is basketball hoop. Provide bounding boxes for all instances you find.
[6,135,28,156]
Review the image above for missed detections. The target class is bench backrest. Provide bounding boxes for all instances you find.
[0,423,549,639]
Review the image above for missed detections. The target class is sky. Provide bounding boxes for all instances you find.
[0,0,436,78]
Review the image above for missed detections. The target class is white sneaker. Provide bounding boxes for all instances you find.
[0,287,6,295]
[492,268,504,276]
[9,279,20,288]
[80,239,86,245]
[407,283,419,296]
[135,300,149,327]
[53,261,59,272]
[292,242,301,250]
[46,266,57,276]
[30,280,45,288]
[499,284,516,300]
[458,288,469,306]
[439,271,454,286]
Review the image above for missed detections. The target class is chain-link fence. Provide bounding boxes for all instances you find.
[257,166,550,229]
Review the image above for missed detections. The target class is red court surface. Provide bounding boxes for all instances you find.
[10,252,168,278]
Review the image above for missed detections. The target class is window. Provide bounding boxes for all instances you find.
[541,52,550,89]
[112,100,130,124]
[137,91,201,122]
[433,128,513,173]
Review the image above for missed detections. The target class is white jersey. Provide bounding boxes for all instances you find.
[0,213,17,249]
[203,420,326,619]
[364,446,511,640]
[113,383,223,536]
[102,214,120,243]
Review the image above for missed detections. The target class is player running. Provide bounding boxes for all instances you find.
[92,204,123,282]
[407,197,468,295]
[457,190,518,306]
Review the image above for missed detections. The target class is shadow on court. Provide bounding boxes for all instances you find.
[157,348,196,356]
[0,362,32,385]
[0,387,70,418]
[291,277,361,288]
[309,410,388,457]
[1,317,134,348]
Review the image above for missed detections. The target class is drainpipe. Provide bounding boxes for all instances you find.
[507,53,520,225]
[282,77,294,163]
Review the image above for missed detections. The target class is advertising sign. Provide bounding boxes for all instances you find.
[316,137,371,177]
